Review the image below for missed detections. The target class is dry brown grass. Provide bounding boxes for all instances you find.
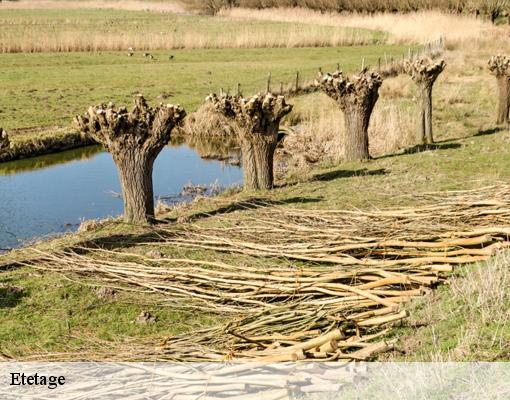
[221,8,506,47]
[391,252,510,361]
[280,87,414,173]
[176,102,240,138]
[0,8,378,53]
[451,253,510,329]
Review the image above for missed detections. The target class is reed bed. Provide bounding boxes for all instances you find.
[19,184,510,364]
[221,8,503,46]
[0,10,377,53]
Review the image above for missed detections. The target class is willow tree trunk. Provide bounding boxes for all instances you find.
[253,139,277,190]
[241,140,258,190]
[317,69,382,162]
[404,59,445,146]
[417,82,434,144]
[240,135,277,190]
[75,96,185,225]
[207,93,292,192]
[496,75,510,124]
[114,151,156,224]
[343,105,371,161]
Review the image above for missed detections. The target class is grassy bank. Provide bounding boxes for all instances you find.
[1,122,509,359]
[0,127,93,163]
[383,253,510,361]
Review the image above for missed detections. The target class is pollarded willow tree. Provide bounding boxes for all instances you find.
[317,69,383,161]
[488,55,510,125]
[207,93,292,191]
[75,95,185,224]
[403,58,446,145]
[0,129,9,152]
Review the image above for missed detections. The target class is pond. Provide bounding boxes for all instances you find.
[0,140,242,250]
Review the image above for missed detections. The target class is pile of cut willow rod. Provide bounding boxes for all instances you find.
[21,185,510,363]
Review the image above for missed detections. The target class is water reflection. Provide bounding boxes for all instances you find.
[0,139,242,250]
[171,135,241,164]
[0,145,103,175]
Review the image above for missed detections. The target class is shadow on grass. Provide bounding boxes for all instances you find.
[68,196,322,252]
[71,230,168,252]
[163,196,323,223]
[0,285,26,308]
[474,127,504,137]
[378,142,462,160]
[313,168,387,182]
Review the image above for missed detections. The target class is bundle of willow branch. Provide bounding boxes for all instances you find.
[158,185,510,267]
[26,247,412,361]
[21,185,510,363]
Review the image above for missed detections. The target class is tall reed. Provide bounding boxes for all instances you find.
[221,8,504,46]
[0,11,377,53]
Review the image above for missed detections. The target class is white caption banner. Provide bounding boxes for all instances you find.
[0,362,509,399]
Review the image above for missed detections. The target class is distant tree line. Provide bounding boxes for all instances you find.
[181,0,510,23]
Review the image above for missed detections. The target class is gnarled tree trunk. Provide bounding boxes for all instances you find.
[317,69,382,161]
[243,134,278,190]
[404,58,446,145]
[417,81,434,144]
[208,93,292,191]
[343,101,372,161]
[115,152,156,224]
[488,55,510,125]
[240,139,259,190]
[496,75,510,124]
[75,96,185,224]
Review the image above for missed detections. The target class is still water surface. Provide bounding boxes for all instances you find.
[0,143,242,250]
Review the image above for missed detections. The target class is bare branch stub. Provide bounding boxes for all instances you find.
[208,93,292,190]
[488,55,510,125]
[404,58,446,86]
[0,129,9,152]
[403,58,446,145]
[75,96,185,158]
[317,69,383,161]
[75,95,185,224]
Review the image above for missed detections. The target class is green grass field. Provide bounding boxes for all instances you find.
[1,45,409,131]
